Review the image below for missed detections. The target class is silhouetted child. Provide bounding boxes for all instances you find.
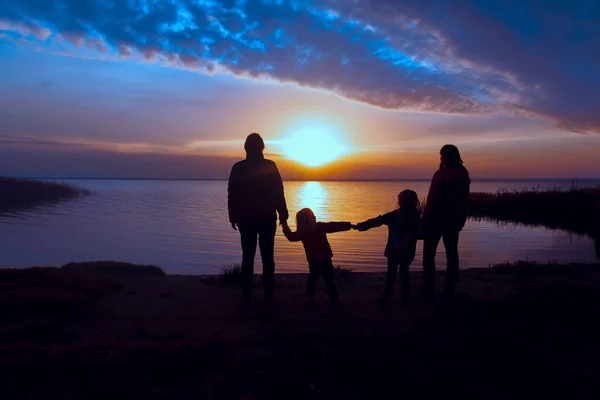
[356,190,422,306]
[282,208,353,301]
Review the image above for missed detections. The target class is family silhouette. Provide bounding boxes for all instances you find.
[228,133,471,305]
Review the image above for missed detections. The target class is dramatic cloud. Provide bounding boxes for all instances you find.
[1,0,598,132]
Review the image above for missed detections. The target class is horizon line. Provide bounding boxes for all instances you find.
[8,176,600,183]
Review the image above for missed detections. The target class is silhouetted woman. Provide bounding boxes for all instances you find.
[421,145,471,300]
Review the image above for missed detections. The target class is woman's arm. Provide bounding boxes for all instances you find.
[227,164,241,230]
[282,225,302,242]
[422,170,443,226]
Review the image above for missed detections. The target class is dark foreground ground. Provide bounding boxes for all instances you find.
[2,261,600,399]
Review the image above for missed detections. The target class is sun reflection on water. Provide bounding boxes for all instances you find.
[297,181,329,218]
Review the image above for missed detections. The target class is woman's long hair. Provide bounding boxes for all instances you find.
[439,144,463,168]
[296,208,317,234]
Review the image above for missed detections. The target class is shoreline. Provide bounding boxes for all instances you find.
[2,261,596,277]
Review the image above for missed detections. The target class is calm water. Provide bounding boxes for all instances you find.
[0,180,598,274]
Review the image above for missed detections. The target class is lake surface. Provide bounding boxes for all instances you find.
[0,180,598,274]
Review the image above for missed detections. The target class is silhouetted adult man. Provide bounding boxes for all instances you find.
[228,133,288,303]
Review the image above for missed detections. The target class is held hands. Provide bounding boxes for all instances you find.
[280,220,291,235]
[352,222,368,231]
[280,220,289,233]
[281,224,292,238]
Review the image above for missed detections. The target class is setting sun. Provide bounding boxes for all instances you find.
[281,123,349,167]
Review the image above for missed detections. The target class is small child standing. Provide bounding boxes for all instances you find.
[282,208,353,301]
[356,190,422,306]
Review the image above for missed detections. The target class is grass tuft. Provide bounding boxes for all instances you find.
[334,266,354,281]
[217,263,243,285]
[201,263,247,287]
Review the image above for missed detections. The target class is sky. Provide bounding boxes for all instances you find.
[1,0,599,179]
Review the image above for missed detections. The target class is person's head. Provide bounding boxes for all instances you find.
[296,208,317,233]
[397,189,420,211]
[439,144,463,168]
[244,133,265,156]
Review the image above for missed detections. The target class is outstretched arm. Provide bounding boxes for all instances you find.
[282,225,302,242]
[320,222,353,234]
[356,216,384,232]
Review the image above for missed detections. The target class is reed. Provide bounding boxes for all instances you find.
[0,177,91,213]
[468,186,600,237]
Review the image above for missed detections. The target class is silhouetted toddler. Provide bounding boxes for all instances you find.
[282,208,353,301]
[356,190,422,306]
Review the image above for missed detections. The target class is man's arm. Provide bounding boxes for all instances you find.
[227,164,240,230]
[271,163,289,225]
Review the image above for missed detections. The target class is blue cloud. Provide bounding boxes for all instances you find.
[1,0,598,132]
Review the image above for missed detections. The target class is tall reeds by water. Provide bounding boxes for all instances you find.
[468,186,600,238]
[0,177,91,213]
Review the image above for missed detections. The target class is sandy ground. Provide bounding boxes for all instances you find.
[2,263,600,399]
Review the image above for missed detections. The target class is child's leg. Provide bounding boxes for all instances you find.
[398,262,411,302]
[321,260,338,300]
[383,258,399,300]
[399,250,416,302]
[306,261,320,299]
